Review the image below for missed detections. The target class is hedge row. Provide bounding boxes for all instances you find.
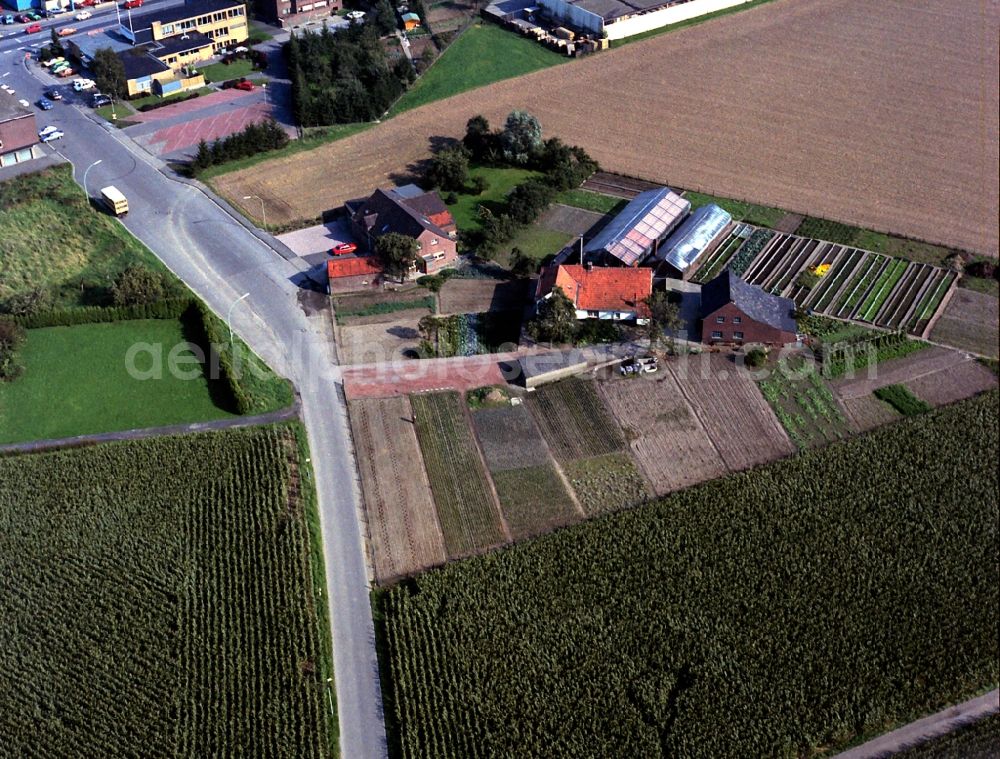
[12,299,193,329]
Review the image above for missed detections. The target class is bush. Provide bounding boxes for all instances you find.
[966,260,998,280]
[111,265,168,306]
[189,118,289,175]
[136,91,201,112]
[0,319,26,382]
[745,346,768,368]
[11,299,191,329]
[0,288,52,318]
[874,384,932,416]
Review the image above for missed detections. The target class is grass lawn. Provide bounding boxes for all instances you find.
[446,164,541,232]
[555,188,627,215]
[249,22,275,42]
[503,225,574,265]
[682,190,786,227]
[198,58,255,83]
[390,23,565,116]
[0,166,169,308]
[93,104,131,125]
[0,320,238,444]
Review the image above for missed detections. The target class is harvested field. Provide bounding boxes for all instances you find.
[905,361,998,407]
[337,318,423,365]
[670,354,795,468]
[562,453,649,517]
[832,346,977,400]
[840,394,901,433]
[471,405,549,471]
[348,397,446,583]
[598,374,725,495]
[410,392,507,557]
[528,378,625,461]
[219,0,999,255]
[930,289,1000,358]
[438,278,530,315]
[491,465,579,540]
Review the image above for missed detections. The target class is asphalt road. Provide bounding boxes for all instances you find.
[5,56,387,759]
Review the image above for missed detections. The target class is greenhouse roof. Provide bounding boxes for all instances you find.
[585,187,690,267]
[657,203,732,272]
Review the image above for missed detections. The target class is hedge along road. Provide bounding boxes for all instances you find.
[9,57,388,759]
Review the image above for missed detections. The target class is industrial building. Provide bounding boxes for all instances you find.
[0,91,40,168]
[537,0,752,41]
[584,186,690,267]
[653,203,732,278]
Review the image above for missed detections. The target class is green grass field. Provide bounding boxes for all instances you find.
[0,166,168,308]
[446,164,541,232]
[0,320,239,444]
[0,425,335,757]
[555,189,628,215]
[504,224,574,264]
[198,58,255,83]
[390,24,565,116]
[683,190,786,227]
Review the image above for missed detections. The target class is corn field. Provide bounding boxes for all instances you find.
[0,426,332,758]
[378,391,999,758]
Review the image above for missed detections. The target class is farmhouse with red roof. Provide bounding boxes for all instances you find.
[535,264,653,325]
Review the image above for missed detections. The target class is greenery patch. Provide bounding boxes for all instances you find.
[874,384,931,416]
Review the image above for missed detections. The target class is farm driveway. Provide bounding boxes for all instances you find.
[278,218,357,261]
[218,0,999,255]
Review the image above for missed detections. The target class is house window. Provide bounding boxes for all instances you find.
[711,331,723,339]
[430,238,438,245]
[733,316,742,324]
[716,316,725,323]
[733,331,744,340]
[587,310,598,317]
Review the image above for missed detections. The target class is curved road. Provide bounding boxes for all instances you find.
[4,56,386,759]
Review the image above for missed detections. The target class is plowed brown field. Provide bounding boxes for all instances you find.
[217,0,999,254]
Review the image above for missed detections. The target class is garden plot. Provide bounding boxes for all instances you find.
[831,346,992,402]
[669,354,795,468]
[410,392,507,557]
[839,394,901,433]
[598,374,725,495]
[741,232,955,334]
[528,379,649,514]
[690,224,753,284]
[930,289,999,358]
[348,397,447,584]
[438,278,530,315]
[758,355,853,449]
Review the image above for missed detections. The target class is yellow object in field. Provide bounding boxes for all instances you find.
[811,263,832,276]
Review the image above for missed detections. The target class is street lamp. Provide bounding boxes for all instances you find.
[82,158,102,200]
[227,291,250,347]
[242,194,266,231]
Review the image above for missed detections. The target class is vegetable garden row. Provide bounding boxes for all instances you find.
[740,232,955,334]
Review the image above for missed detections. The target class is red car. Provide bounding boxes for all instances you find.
[330,242,358,256]
[25,22,42,33]
[122,0,142,8]
[234,79,254,91]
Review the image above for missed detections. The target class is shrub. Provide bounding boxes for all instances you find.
[874,384,932,416]
[966,259,998,280]
[1,288,53,318]
[0,319,26,382]
[745,346,768,368]
[111,265,168,306]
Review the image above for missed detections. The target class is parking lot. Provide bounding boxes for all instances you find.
[277,218,359,267]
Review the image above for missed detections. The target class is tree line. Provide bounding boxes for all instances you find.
[189,119,289,175]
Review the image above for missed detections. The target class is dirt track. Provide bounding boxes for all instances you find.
[217,0,999,255]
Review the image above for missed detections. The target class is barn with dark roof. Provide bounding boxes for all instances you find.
[700,270,798,346]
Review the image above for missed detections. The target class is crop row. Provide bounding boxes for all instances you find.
[690,226,750,284]
[377,392,1000,758]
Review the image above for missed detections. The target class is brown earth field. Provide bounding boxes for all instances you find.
[905,360,997,406]
[216,0,999,255]
[929,289,1000,358]
[832,346,980,399]
[437,278,530,315]
[840,394,901,433]
[348,396,447,584]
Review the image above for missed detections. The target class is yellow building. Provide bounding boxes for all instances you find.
[120,0,249,54]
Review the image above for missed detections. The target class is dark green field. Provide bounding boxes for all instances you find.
[378,392,999,758]
[0,426,335,757]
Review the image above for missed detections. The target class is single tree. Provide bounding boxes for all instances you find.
[528,286,577,344]
[111,265,166,306]
[509,248,535,278]
[644,290,683,352]
[426,145,470,192]
[463,114,493,159]
[91,47,128,100]
[500,110,542,165]
[376,232,419,280]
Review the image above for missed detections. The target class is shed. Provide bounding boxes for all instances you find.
[401,12,420,28]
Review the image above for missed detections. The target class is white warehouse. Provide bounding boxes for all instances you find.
[537,0,752,40]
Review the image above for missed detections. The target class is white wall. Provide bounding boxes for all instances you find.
[539,0,605,36]
[605,0,750,40]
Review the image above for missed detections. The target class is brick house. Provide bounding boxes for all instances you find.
[700,270,798,345]
[345,185,458,276]
[536,264,652,325]
[0,93,40,168]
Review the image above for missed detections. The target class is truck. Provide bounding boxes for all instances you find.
[100,186,129,217]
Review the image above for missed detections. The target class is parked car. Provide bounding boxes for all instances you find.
[38,125,64,142]
[57,27,77,36]
[56,67,76,78]
[42,56,65,67]
[74,10,92,19]
[345,10,364,20]
[25,23,42,34]
[37,97,53,110]
[2,14,15,24]
[51,62,71,74]
[330,242,358,256]
[14,14,31,23]
[122,0,142,8]
[234,79,254,91]
[18,99,30,108]
[619,356,658,376]
[73,78,96,91]
[26,10,42,20]
[91,93,111,107]
[46,89,63,100]
[78,0,97,6]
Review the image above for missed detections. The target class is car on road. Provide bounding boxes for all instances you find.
[234,79,254,91]
[57,26,77,36]
[37,97,53,110]
[90,93,111,107]
[73,78,96,91]
[46,89,63,100]
[38,125,64,142]
[74,10,92,19]
[329,242,358,256]
[122,0,142,7]
[25,22,42,33]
